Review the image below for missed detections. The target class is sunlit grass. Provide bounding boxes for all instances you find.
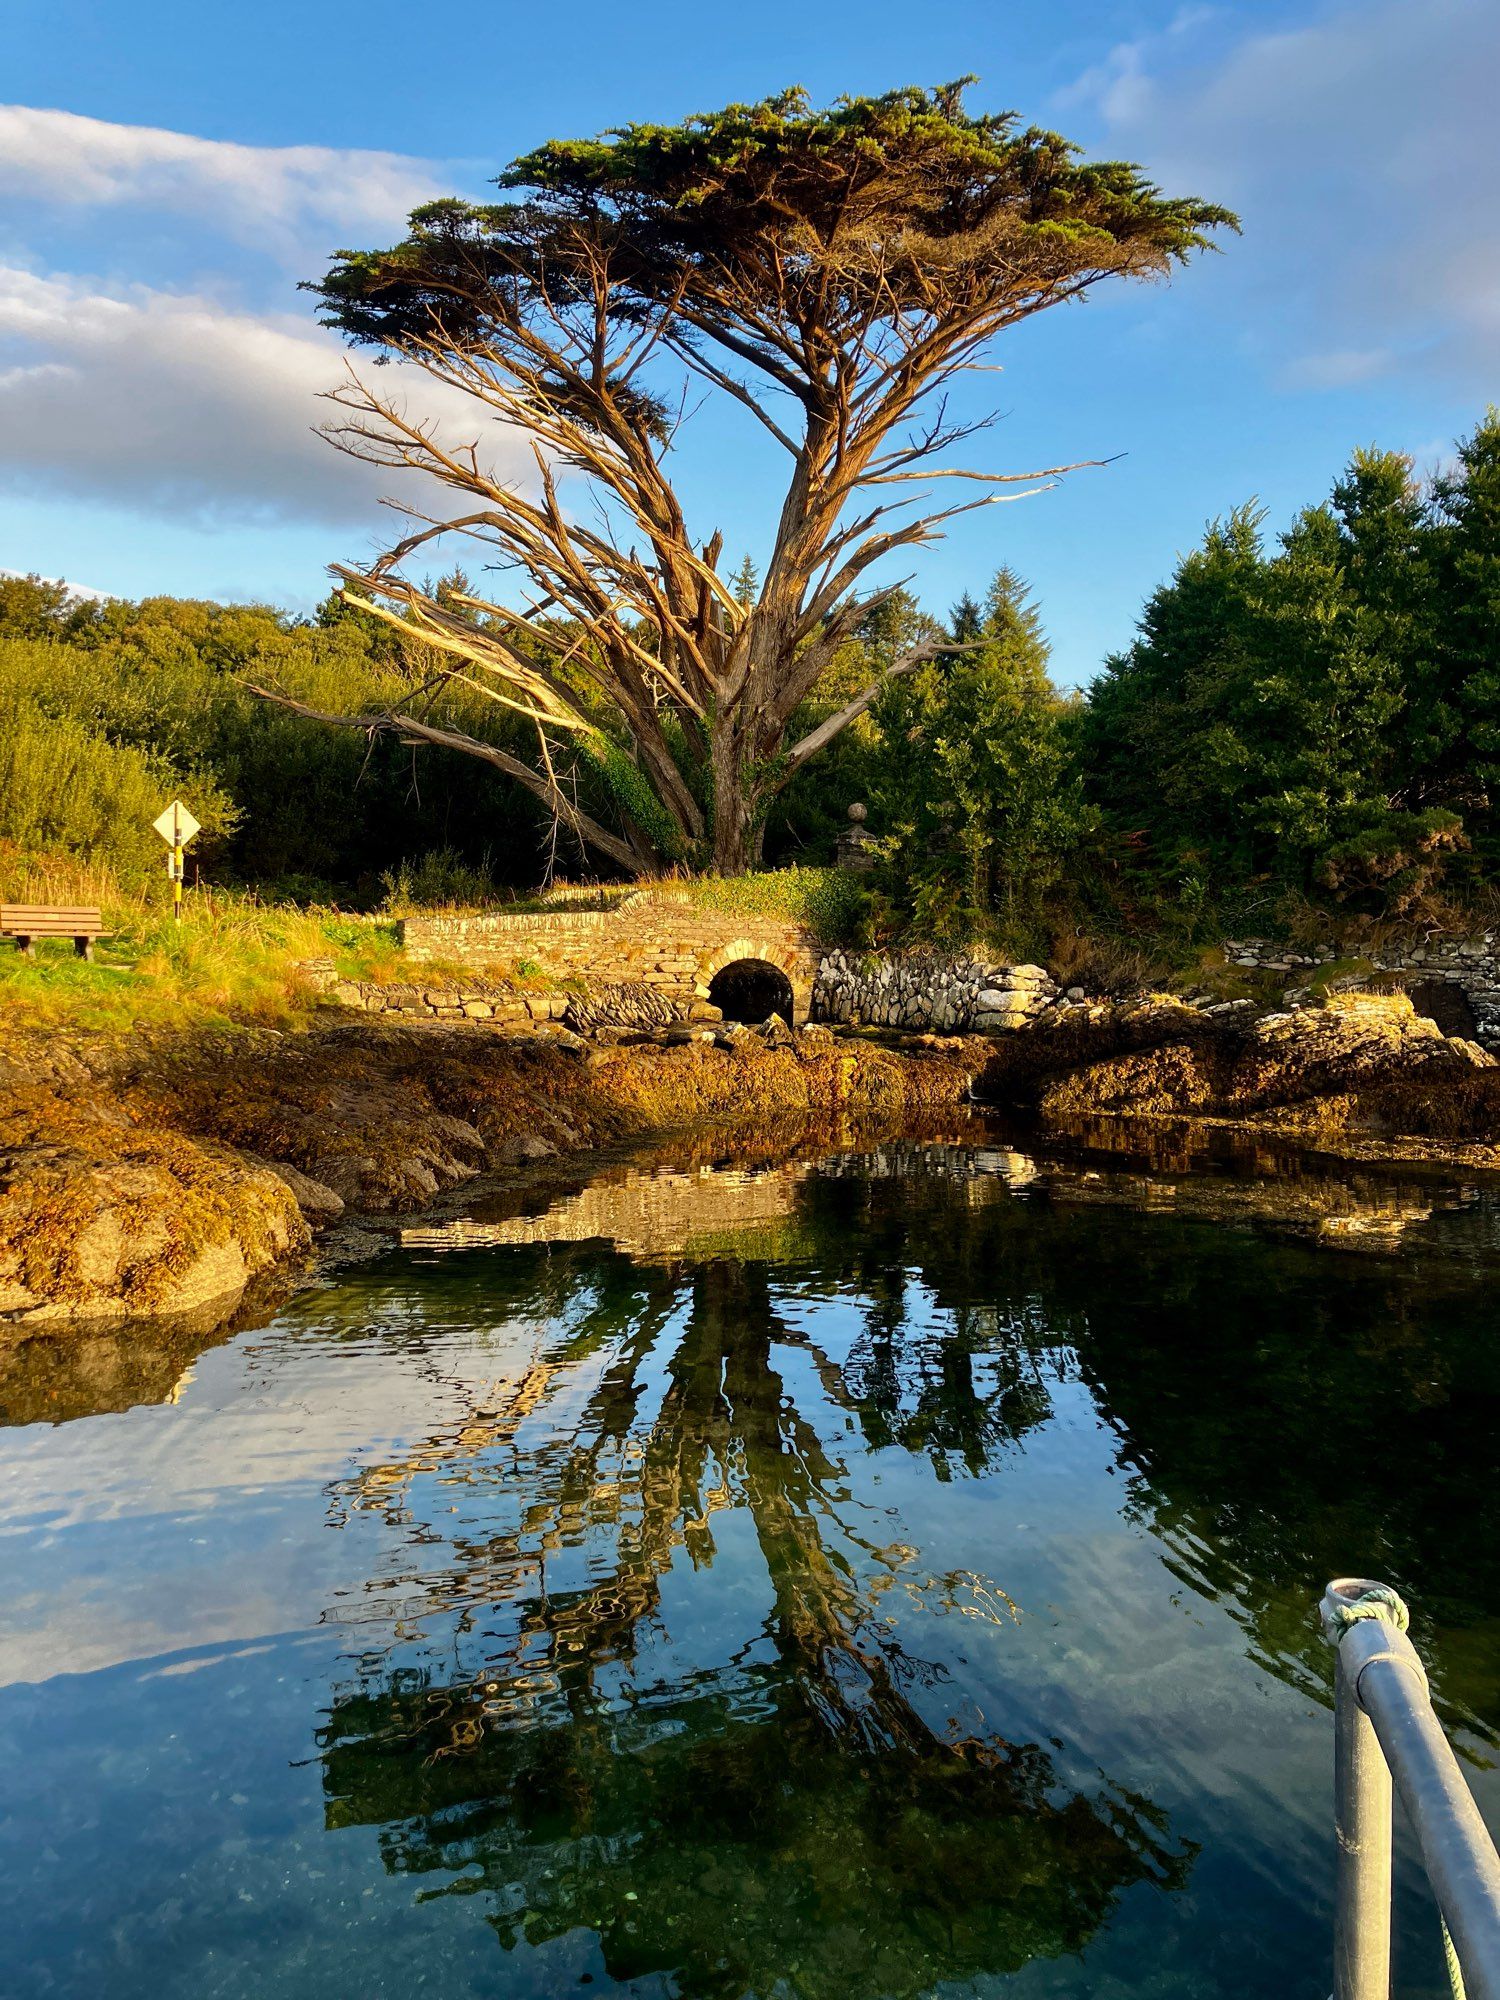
[0,864,413,1034]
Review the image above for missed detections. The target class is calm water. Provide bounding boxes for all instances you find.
[3,1125,1500,1999]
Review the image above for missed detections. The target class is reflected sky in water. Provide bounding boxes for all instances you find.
[2,1125,1498,1998]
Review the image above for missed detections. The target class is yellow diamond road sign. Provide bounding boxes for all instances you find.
[153,800,201,847]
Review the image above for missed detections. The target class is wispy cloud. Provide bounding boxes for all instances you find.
[0,105,458,262]
[0,266,528,528]
[1061,0,1500,392]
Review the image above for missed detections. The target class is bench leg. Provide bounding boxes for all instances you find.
[75,936,93,961]
[14,937,33,958]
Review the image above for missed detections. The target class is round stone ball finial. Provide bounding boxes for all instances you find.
[847,802,868,824]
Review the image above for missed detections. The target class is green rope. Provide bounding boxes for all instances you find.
[1325,1583,1411,1635]
[1441,1913,1468,2000]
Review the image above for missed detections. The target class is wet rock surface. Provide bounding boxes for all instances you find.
[976,991,1500,1164]
[0,1020,976,1333]
[0,1078,310,1331]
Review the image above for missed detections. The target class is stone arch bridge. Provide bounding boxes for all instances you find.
[399,891,819,1024]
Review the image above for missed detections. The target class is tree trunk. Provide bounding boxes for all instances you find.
[710,713,756,874]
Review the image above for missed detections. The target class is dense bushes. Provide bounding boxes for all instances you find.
[0,577,551,898]
[0,690,234,874]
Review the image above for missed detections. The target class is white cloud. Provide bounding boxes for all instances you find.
[0,266,531,529]
[0,105,454,262]
[1062,0,1500,391]
[0,565,108,599]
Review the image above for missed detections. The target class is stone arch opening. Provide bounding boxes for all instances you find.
[708,958,796,1026]
[1403,977,1477,1039]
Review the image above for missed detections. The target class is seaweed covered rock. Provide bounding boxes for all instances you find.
[1012,992,1500,1151]
[1,1021,982,1331]
[0,1084,309,1328]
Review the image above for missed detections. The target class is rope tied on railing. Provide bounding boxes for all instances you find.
[1443,1913,1470,2000]
[1321,1581,1411,1640]
[1322,1577,1500,2000]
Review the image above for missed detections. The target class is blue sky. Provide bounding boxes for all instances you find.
[1,0,1494,684]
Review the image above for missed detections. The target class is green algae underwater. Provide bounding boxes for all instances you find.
[2,1124,1499,1999]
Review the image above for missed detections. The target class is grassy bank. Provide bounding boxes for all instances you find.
[0,845,459,1033]
[0,894,411,1033]
[0,859,880,1036]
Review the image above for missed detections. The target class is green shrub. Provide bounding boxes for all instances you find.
[379,847,501,912]
[801,869,874,945]
[0,695,236,878]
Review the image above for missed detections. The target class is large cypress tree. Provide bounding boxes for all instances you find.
[277,83,1231,875]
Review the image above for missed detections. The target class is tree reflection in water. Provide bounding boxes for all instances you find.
[318,1249,1191,1999]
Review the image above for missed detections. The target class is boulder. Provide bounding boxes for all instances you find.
[760,1014,797,1050]
[492,1133,560,1166]
[242,1153,346,1223]
[0,1128,309,1327]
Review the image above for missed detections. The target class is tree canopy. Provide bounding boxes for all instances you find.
[1082,412,1500,916]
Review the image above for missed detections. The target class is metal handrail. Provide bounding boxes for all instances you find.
[1321,1578,1500,2000]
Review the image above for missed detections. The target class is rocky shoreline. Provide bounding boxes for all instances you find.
[0,1017,975,1332]
[4,988,1499,1338]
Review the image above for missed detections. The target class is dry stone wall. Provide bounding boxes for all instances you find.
[398,893,819,1023]
[323,975,568,1025]
[813,951,1060,1032]
[1224,935,1500,1047]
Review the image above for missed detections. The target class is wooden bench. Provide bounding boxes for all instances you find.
[0,905,106,960]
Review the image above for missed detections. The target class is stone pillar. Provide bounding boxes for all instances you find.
[836,801,878,873]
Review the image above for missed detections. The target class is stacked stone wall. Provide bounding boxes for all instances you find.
[813,951,1060,1032]
[322,976,568,1025]
[1224,935,1500,1047]
[397,894,818,1023]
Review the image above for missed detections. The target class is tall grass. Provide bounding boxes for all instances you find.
[515,866,873,943]
[0,861,412,1034]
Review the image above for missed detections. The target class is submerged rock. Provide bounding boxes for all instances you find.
[492,1133,559,1166]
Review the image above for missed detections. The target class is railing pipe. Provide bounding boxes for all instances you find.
[1323,1578,1500,2000]
[1334,1635,1393,2000]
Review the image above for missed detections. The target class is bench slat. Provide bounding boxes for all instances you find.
[0,904,106,939]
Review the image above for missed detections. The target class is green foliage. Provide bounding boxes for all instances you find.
[869,570,1091,934]
[0,673,236,874]
[378,848,502,912]
[0,586,552,895]
[1080,416,1500,918]
[581,739,687,864]
[800,869,875,947]
[662,864,869,944]
[314,84,1234,362]
[1313,809,1466,914]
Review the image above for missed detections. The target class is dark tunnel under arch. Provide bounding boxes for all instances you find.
[708,958,796,1026]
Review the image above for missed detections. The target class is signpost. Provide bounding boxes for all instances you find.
[152,801,201,921]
